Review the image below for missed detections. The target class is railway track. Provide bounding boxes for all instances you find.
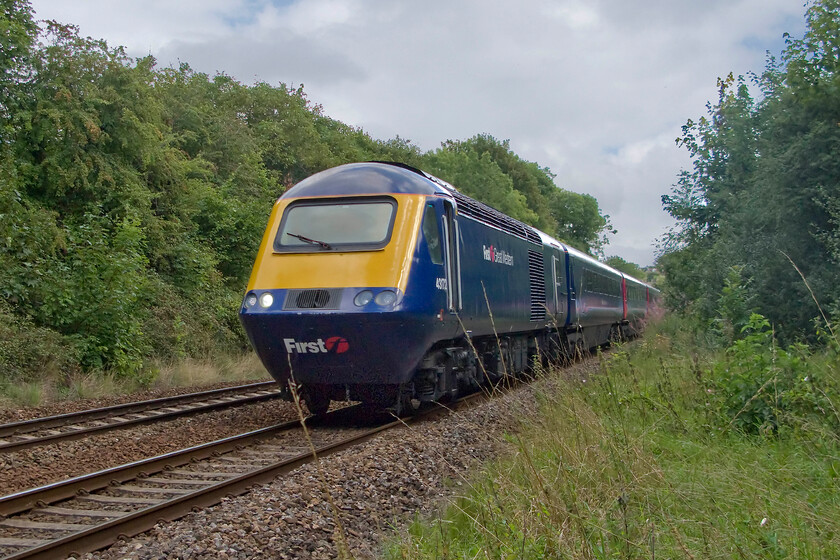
[0,394,481,559]
[0,381,282,452]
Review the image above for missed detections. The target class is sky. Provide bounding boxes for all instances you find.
[29,0,807,266]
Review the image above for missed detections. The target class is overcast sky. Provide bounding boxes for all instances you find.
[29,0,806,266]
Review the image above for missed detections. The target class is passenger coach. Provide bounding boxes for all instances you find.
[239,162,659,413]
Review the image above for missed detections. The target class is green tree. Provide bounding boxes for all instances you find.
[659,0,840,341]
[427,134,613,254]
[661,73,758,250]
[603,256,644,279]
[0,0,37,131]
[548,188,614,255]
[441,134,558,233]
[424,147,538,224]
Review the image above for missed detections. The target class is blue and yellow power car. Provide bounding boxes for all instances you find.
[239,162,659,413]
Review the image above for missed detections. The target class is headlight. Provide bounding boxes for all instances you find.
[245,294,258,308]
[354,290,374,306]
[259,292,274,308]
[374,290,397,306]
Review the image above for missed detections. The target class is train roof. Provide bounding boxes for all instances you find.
[534,230,609,274]
[623,274,648,287]
[282,162,656,290]
[535,230,654,289]
[282,162,543,245]
[280,162,451,199]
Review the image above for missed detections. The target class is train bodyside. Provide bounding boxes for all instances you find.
[240,162,657,413]
[561,244,624,348]
[623,274,650,338]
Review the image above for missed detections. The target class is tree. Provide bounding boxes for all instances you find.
[441,134,558,233]
[659,0,840,341]
[424,146,538,224]
[603,256,644,280]
[427,134,614,254]
[0,0,37,131]
[548,188,614,255]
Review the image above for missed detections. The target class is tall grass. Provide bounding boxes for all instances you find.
[387,316,840,559]
[0,352,269,408]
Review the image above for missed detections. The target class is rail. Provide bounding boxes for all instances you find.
[0,394,482,559]
[0,381,281,452]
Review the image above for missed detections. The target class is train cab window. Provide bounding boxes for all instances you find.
[422,204,444,265]
[273,197,397,253]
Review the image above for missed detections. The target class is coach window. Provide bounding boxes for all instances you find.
[422,204,444,265]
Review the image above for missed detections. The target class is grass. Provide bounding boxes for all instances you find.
[0,351,270,409]
[0,382,44,408]
[386,316,840,559]
[151,352,269,388]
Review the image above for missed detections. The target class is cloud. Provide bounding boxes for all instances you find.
[155,35,365,87]
[30,0,807,265]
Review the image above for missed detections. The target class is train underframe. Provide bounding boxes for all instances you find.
[296,320,638,415]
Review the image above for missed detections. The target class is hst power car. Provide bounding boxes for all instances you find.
[239,162,659,413]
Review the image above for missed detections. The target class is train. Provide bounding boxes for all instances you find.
[239,162,660,414]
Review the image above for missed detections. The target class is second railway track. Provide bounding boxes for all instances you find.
[0,381,283,452]
[0,395,481,560]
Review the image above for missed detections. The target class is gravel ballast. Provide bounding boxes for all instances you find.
[2,360,602,559]
[0,398,302,495]
[84,394,519,560]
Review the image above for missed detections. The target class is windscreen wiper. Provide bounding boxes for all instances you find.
[287,232,333,250]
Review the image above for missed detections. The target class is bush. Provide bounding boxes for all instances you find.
[710,313,838,435]
[0,300,80,382]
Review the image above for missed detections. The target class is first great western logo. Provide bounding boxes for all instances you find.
[482,245,514,266]
[284,336,349,354]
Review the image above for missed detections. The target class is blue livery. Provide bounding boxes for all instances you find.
[240,162,660,413]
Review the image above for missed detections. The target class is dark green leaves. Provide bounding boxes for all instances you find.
[660,0,840,342]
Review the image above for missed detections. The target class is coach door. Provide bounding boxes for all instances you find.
[442,201,462,312]
[552,254,568,325]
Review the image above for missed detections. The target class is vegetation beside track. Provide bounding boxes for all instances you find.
[658,0,840,344]
[0,352,268,409]
[386,314,840,559]
[1,1,616,398]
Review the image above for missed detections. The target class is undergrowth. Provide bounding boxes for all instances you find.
[0,352,269,409]
[387,314,840,559]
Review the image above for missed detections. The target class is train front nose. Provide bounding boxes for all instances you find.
[239,288,431,387]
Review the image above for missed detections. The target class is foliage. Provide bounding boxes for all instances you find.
[711,265,755,343]
[0,4,617,383]
[548,188,614,256]
[710,313,836,436]
[429,134,613,254]
[0,0,37,133]
[0,297,79,382]
[602,255,644,279]
[423,145,539,225]
[659,0,840,342]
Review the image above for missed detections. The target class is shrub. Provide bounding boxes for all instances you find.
[0,299,81,382]
[711,313,837,435]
